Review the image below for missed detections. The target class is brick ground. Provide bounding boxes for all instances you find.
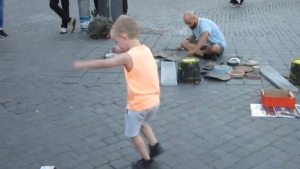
[0,0,300,169]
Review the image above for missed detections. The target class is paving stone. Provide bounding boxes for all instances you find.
[1,0,300,169]
[57,160,78,169]
[210,159,231,169]
[226,79,244,85]
[72,145,93,156]
[109,158,130,169]
[78,72,101,85]
[74,162,94,169]
[89,158,109,168]
[143,37,159,49]
[59,77,79,84]
[95,164,114,169]
[224,161,254,169]
[252,163,277,169]
[244,79,263,85]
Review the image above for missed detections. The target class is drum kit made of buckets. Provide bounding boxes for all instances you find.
[154,54,300,87]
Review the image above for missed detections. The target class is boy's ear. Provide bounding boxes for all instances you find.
[119,33,127,40]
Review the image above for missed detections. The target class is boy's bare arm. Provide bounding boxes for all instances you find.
[73,53,131,70]
[112,46,124,54]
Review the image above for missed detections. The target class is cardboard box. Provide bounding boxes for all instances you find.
[261,89,296,108]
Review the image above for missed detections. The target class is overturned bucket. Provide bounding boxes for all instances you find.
[289,59,300,87]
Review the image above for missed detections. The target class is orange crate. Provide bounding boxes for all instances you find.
[261,89,296,108]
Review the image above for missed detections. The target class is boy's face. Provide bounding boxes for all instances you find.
[113,33,129,52]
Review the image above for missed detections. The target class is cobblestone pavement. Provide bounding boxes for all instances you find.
[129,0,300,37]
[1,0,300,169]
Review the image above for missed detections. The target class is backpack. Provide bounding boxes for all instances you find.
[88,16,114,39]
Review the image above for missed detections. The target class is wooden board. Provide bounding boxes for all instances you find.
[245,72,261,79]
[234,66,253,73]
[154,51,184,62]
[160,61,177,85]
[204,72,231,81]
[260,66,299,92]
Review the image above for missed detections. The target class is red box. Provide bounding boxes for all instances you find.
[261,89,296,108]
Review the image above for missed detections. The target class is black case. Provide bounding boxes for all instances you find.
[98,0,124,21]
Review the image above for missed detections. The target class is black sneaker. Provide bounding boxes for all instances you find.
[91,9,98,18]
[132,158,155,169]
[149,143,164,158]
[0,30,8,37]
[68,18,76,33]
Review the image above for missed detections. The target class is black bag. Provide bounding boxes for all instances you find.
[88,16,114,39]
[230,0,244,4]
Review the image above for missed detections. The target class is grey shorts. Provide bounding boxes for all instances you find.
[188,39,224,57]
[125,105,159,138]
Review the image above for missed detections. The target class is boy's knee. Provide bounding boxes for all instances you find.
[141,124,150,129]
[127,133,140,139]
[125,129,140,138]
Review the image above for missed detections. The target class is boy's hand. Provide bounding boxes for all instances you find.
[112,46,123,54]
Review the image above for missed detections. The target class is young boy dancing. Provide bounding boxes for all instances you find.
[73,15,164,169]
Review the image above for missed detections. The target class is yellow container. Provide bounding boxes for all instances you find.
[289,59,300,87]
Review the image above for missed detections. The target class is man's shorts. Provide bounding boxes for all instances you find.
[125,105,159,138]
[188,39,224,57]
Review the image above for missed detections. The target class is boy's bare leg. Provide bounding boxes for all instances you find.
[141,124,164,158]
[141,125,157,146]
[131,135,151,160]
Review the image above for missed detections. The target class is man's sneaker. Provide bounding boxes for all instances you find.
[60,28,67,34]
[132,158,156,169]
[68,18,76,33]
[91,9,98,18]
[231,4,236,8]
[0,30,8,37]
[149,143,164,158]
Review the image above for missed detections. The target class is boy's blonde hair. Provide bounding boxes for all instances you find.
[110,15,140,39]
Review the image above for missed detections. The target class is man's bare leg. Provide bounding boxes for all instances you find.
[180,39,204,56]
[180,39,222,57]
[202,44,222,55]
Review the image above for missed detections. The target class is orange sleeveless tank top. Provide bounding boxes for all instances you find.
[124,45,160,111]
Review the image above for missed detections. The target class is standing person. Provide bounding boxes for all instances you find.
[0,0,8,37]
[91,0,98,18]
[91,0,128,17]
[230,0,244,8]
[73,15,164,169]
[49,0,76,34]
[123,0,128,15]
[179,11,227,60]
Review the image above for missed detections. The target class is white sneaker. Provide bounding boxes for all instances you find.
[231,4,236,8]
[60,28,67,34]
